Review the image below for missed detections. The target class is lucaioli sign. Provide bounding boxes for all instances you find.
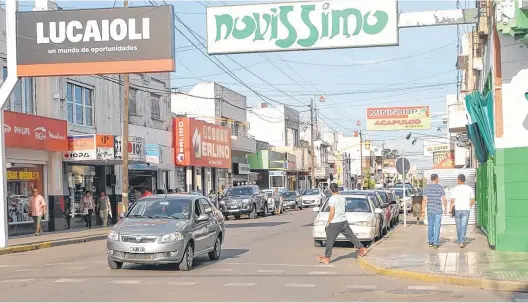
[206,0,398,54]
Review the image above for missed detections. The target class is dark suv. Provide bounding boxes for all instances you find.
[219,185,268,219]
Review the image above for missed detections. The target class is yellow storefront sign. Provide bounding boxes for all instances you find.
[7,171,39,181]
[366,106,431,131]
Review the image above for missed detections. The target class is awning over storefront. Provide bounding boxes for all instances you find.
[465,91,495,160]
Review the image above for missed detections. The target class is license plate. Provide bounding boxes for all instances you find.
[130,246,145,253]
[230,206,238,209]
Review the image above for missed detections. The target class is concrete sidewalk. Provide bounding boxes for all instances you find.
[358,223,528,292]
[0,227,110,255]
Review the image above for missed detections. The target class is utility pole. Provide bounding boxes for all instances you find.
[310,97,316,189]
[381,141,385,188]
[359,130,363,189]
[120,0,130,218]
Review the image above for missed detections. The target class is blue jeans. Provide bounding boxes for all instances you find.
[455,210,470,244]
[427,213,442,245]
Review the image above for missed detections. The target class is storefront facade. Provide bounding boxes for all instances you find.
[4,111,68,235]
[173,117,232,194]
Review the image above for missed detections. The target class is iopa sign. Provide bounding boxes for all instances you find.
[16,5,175,77]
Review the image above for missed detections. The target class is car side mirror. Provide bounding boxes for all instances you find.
[390,200,397,205]
[313,207,320,212]
[374,208,383,214]
[196,214,209,222]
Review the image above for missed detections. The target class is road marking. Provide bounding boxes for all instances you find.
[408,286,439,290]
[15,269,37,272]
[1,279,33,283]
[68,266,88,270]
[222,262,334,268]
[256,269,285,274]
[284,283,316,288]
[224,282,257,287]
[308,271,336,275]
[514,299,528,302]
[0,265,23,268]
[206,268,234,272]
[53,279,85,283]
[45,262,72,266]
[347,285,378,289]
[168,281,199,286]
[111,280,141,284]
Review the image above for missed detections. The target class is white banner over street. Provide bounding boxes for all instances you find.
[206,0,398,54]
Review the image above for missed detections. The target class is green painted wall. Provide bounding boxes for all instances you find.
[248,151,269,170]
[494,147,528,252]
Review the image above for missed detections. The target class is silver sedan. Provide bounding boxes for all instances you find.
[107,194,225,271]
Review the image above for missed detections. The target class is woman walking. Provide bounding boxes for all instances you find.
[97,190,111,227]
[272,188,282,215]
[82,190,95,229]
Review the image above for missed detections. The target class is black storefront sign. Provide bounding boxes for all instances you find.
[232,156,248,164]
[256,140,270,151]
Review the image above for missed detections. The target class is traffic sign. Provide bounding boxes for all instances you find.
[318,95,326,102]
[356,120,361,126]
[395,157,410,175]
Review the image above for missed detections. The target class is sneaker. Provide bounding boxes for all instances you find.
[428,243,434,247]
[433,245,439,249]
[459,243,465,248]
[357,248,367,257]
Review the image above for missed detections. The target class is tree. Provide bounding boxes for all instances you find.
[363,170,376,189]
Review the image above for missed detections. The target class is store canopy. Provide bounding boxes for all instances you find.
[465,91,495,157]
[466,122,489,164]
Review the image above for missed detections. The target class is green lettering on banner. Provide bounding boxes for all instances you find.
[213,2,391,50]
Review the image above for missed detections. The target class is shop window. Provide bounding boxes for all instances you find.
[150,93,161,120]
[66,82,94,127]
[7,164,45,224]
[67,165,96,218]
[129,88,138,115]
[2,67,34,114]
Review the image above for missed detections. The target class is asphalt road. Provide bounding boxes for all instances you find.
[0,210,523,302]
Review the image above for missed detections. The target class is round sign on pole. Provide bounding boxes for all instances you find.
[356,120,361,127]
[319,95,326,102]
[395,157,410,175]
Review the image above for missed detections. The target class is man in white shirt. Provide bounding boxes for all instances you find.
[451,174,475,248]
[317,183,366,265]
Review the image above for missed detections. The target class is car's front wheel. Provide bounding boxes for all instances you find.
[249,204,257,219]
[262,203,268,217]
[314,240,325,247]
[179,243,194,271]
[208,236,222,261]
[107,257,123,270]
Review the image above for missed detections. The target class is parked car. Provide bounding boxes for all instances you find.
[281,191,303,210]
[261,189,277,214]
[106,194,225,271]
[375,190,400,227]
[391,187,412,213]
[312,193,383,247]
[346,190,390,236]
[301,188,325,207]
[219,185,268,219]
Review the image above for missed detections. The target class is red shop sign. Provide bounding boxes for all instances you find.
[4,111,68,152]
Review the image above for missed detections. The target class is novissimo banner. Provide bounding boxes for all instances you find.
[17,5,175,77]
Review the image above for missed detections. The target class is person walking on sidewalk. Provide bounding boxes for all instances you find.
[29,188,46,236]
[451,174,475,248]
[421,174,447,248]
[97,190,111,227]
[81,191,95,229]
[317,183,367,264]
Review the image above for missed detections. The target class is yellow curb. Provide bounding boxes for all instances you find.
[358,256,528,292]
[0,241,52,255]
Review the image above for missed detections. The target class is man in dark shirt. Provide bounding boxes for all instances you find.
[421,174,447,248]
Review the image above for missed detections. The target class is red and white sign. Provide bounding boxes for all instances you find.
[173,117,232,169]
[4,111,68,151]
[366,106,431,131]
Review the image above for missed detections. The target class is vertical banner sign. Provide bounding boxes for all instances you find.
[16,5,176,76]
[206,0,398,54]
[95,135,114,160]
[173,117,232,169]
[366,106,431,130]
[114,136,146,162]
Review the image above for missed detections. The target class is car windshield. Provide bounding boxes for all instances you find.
[128,198,191,220]
[394,189,411,197]
[377,192,388,203]
[304,189,319,195]
[282,191,297,198]
[322,197,371,213]
[225,187,254,196]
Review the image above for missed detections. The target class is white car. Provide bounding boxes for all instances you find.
[391,188,412,213]
[301,188,324,207]
[312,193,383,247]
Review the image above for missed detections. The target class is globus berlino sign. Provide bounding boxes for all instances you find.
[366,106,431,131]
